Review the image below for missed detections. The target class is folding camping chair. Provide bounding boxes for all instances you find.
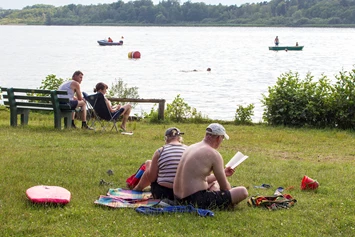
[83,92,124,132]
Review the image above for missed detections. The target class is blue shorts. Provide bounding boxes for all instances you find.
[151,181,174,200]
[175,190,232,209]
[69,100,78,109]
[111,107,125,119]
[60,100,78,110]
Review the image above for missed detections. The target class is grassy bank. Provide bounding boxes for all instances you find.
[0,110,354,236]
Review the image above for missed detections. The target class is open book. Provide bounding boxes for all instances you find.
[225,151,249,169]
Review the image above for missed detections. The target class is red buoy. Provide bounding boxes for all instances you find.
[128,51,141,59]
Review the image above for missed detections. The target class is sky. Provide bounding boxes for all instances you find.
[0,0,258,10]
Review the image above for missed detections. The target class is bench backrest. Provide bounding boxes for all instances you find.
[1,87,72,111]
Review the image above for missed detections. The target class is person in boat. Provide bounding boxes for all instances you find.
[132,127,188,200]
[274,36,279,46]
[296,42,299,46]
[108,37,113,43]
[94,82,132,132]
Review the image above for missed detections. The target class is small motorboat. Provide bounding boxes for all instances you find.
[97,40,123,46]
[269,46,304,51]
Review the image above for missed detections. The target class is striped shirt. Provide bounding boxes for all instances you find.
[157,143,187,185]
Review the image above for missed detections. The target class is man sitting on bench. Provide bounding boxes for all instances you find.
[58,70,92,129]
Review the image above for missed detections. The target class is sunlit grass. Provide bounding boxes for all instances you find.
[0,110,354,236]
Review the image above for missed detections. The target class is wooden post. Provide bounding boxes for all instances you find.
[158,100,165,120]
[108,98,166,120]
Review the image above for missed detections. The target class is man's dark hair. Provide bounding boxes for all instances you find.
[72,70,83,79]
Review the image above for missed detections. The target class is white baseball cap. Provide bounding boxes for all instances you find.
[206,123,229,140]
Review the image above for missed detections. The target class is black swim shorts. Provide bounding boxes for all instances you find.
[175,190,232,209]
[151,181,174,200]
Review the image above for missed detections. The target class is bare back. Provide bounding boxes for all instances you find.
[174,140,229,199]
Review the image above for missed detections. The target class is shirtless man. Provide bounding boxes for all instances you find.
[58,70,92,129]
[174,123,248,209]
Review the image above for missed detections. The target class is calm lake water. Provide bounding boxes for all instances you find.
[1,25,355,121]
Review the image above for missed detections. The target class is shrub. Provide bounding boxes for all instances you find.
[144,104,165,124]
[262,71,334,127]
[262,71,305,126]
[108,78,139,107]
[165,94,208,123]
[235,104,254,125]
[330,68,355,129]
[39,74,66,90]
[27,74,67,104]
[262,68,355,129]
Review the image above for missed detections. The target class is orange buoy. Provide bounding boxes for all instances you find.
[128,51,141,59]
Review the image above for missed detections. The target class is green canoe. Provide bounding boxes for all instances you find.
[269,46,304,51]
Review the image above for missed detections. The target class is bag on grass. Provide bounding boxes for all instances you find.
[126,163,146,189]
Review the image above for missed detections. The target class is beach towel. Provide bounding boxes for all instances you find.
[94,188,160,208]
[95,195,160,208]
[107,188,153,200]
[135,205,214,217]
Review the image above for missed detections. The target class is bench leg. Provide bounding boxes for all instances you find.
[63,115,73,128]
[10,110,18,126]
[10,109,29,126]
[62,111,73,129]
[54,111,73,129]
[54,116,61,129]
[20,110,29,125]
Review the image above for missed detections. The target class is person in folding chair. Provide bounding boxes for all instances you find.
[133,127,188,200]
[91,82,132,132]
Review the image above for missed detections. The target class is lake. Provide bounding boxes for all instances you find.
[1,25,355,121]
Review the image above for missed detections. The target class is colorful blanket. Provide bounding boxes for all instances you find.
[107,188,153,200]
[94,188,160,208]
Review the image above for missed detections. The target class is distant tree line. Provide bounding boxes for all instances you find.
[1,0,355,26]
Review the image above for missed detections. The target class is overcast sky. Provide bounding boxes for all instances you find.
[0,0,258,10]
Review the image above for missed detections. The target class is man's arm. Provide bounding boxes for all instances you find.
[71,81,84,101]
[212,154,231,191]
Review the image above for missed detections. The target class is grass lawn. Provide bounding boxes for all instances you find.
[0,109,354,236]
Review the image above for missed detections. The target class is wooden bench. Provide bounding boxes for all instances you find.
[108,98,165,120]
[1,87,75,129]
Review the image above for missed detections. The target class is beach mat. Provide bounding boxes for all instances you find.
[95,188,160,208]
[95,195,160,208]
[107,188,153,200]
